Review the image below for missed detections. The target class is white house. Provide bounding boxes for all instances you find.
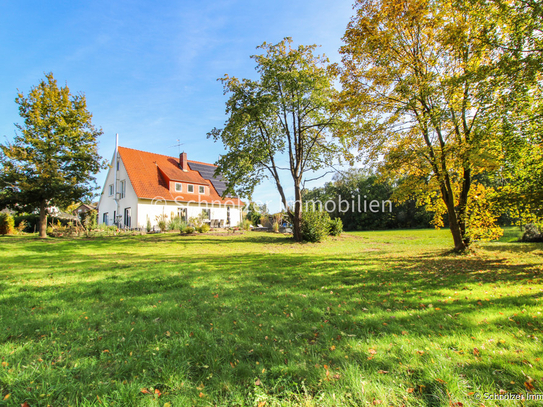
[98,145,244,229]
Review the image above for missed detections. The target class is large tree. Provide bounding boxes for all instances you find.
[337,0,506,251]
[208,38,339,241]
[0,73,105,238]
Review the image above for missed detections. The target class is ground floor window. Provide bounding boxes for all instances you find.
[177,207,187,222]
[124,207,131,228]
[103,212,108,226]
[227,207,230,226]
[202,209,211,220]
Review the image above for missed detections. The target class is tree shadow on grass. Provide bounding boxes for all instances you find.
[1,238,542,406]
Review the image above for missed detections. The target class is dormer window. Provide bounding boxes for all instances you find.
[199,185,205,194]
[187,185,194,193]
[175,182,182,192]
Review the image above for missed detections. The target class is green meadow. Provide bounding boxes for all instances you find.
[0,229,542,406]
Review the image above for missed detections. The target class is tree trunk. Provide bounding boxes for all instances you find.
[292,183,303,242]
[39,200,48,238]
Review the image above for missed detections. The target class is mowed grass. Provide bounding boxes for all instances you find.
[0,229,542,407]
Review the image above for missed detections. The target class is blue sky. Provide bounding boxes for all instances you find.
[0,0,355,211]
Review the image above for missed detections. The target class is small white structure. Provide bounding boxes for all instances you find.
[98,143,243,229]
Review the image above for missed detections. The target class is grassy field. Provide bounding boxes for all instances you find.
[0,229,542,406]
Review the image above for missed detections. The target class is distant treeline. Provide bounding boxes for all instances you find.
[303,170,433,231]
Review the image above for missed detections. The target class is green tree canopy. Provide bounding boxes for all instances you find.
[0,73,106,238]
[208,38,339,241]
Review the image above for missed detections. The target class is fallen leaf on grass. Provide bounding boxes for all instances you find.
[407,388,414,393]
[525,381,535,391]
[450,403,463,406]
[369,348,377,354]
[436,378,446,384]
[199,392,205,398]
[21,403,31,407]
[141,388,151,394]
[378,370,389,374]
[255,378,261,386]
[154,389,161,397]
[3,394,10,400]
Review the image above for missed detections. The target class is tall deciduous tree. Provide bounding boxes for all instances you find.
[208,38,339,241]
[478,0,543,225]
[337,0,505,251]
[0,73,105,238]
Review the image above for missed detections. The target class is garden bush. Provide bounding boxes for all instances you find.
[0,213,15,235]
[184,226,195,234]
[300,210,331,243]
[329,217,343,236]
[13,214,40,232]
[241,219,252,231]
[521,223,543,242]
[198,223,210,233]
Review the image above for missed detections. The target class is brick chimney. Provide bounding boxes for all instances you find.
[180,152,188,172]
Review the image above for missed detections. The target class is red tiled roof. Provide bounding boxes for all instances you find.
[117,146,243,206]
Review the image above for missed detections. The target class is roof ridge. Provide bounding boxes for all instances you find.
[118,146,216,167]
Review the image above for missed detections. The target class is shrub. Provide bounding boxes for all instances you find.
[0,213,15,235]
[273,221,280,233]
[13,214,39,232]
[241,219,252,231]
[16,220,28,235]
[329,218,343,237]
[168,215,185,231]
[300,210,330,243]
[185,226,195,234]
[82,210,97,237]
[146,217,152,233]
[198,223,210,233]
[155,213,168,233]
[521,223,543,242]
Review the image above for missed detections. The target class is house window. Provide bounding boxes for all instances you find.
[177,207,187,222]
[187,185,194,193]
[199,185,205,194]
[175,182,182,192]
[227,207,230,226]
[202,209,211,220]
[109,184,114,196]
[120,180,126,199]
[113,210,117,226]
[103,212,108,226]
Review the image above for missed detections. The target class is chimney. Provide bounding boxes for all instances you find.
[180,152,188,172]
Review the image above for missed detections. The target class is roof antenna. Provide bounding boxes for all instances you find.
[169,139,184,155]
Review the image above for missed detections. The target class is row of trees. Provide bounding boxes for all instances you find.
[303,170,433,231]
[211,0,543,250]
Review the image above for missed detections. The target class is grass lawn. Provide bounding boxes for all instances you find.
[0,229,542,406]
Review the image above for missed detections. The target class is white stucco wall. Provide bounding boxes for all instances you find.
[137,199,242,228]
[97,153,139,227]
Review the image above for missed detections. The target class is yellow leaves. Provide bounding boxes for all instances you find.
[1,361,7,368]
[3,394,10,400]
[407,388,414,393]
